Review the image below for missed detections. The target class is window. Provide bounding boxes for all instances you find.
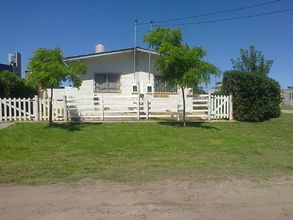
[147,85,153,93]
[95,73,120,92]
[132,83,138,93]
[289,92,293,100]
[154,75,177,93]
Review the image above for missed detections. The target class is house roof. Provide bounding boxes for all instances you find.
[65,47,158,61]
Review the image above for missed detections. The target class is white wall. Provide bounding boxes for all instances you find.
[70,50,159,96]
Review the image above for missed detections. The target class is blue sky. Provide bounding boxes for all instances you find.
[0,0,292,88]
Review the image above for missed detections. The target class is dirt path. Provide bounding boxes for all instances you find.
[282,110,293,114]
[0,122,14,130]
[1,177,293,220]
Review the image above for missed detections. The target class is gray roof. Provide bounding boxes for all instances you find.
[65,47,157,61]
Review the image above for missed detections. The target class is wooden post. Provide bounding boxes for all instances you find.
[33,95,39,121]
[23,98,27,121]
[229,95,233,120]
[63,96,68,121]
[137,94,140,120]
[208,92,211,120]
[146,99,150,120]
[101,95,104,121]
[13,98,17,121]
[0,98,2,122]
[3,98,7,121]
[17,98,21,120]
[8,98,12,121]
[28,98,31,120]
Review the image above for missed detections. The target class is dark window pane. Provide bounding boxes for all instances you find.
[95,73,120,92]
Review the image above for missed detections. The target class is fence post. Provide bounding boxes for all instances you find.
[137,94,140,120]
[33,95,39,121]
[229,95,233,120]
[208,93,211,120]
[8,98,12,121]
[146,99,150,120]
[63,96,68,121]
[101,95,104,121]
[3,98,7,121]
[0,98,2,122]
[13,98,17,121]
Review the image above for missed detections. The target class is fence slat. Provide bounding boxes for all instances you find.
[8,98,12,121]
[4,98,7,121]
[28,98,31,120]
[23,98,27,121]
[13,98,17,121]
[0,99,2,121]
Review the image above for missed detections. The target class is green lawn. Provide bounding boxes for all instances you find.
[281,103,293,110]
[1,114,293,185]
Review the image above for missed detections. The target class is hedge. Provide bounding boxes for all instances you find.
[222,71,281,122]
[0,70,37,98]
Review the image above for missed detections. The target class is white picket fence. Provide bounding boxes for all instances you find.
[0,95,67,122]
[0,94,233,122]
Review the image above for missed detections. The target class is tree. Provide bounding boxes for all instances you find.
[144,27,219,126]
[231,45,273,75]
[27,48,87,126]
[0,70,36,98]
[222,71,280,121]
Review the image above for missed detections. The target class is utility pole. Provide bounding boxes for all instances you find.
[133,19,137,79]
[148,21,153,81]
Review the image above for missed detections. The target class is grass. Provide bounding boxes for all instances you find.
[0,114,293,185]
[281,103,293,110]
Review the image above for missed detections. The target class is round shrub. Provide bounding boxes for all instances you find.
[222,71,281,122]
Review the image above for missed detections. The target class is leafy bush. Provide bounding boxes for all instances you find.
[0,70,37,98]
[222,71,281,121]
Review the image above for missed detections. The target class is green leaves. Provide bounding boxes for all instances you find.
[0,71,36,98]
[27,48,88,90]
[222,71,281,121]
[144,27,219,89]
[231,45,273,75]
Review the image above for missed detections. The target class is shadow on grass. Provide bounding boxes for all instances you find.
[158,121,220,130]
[47,122,102,132]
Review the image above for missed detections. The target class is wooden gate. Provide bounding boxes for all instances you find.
[193,94,233,120]
[0,95,67,122]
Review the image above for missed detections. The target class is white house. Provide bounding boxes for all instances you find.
[49,45,195,120]
[64,45,183,96]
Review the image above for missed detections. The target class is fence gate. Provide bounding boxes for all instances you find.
[0,95,67,122]
[192,94,233,120]
[210,95,233,120]
[0,97,37,121]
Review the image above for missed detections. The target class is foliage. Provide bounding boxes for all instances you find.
[1,114,293,184]
[222,71,281,121]
[27,48,87,90]
[193,85,207,94]
[27,48,87,125]
[144,27,219,126]
[0,70,37,98]
[231,45,273,75]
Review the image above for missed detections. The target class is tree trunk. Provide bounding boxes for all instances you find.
[49,87,53,126]
[181,87,186,127]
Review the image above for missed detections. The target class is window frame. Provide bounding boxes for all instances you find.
[94,72,121,93]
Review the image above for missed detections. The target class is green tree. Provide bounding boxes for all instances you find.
[231,45,273,75]
[0,70,36,98]
[144,27,219,126]
[27,48,87,126]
